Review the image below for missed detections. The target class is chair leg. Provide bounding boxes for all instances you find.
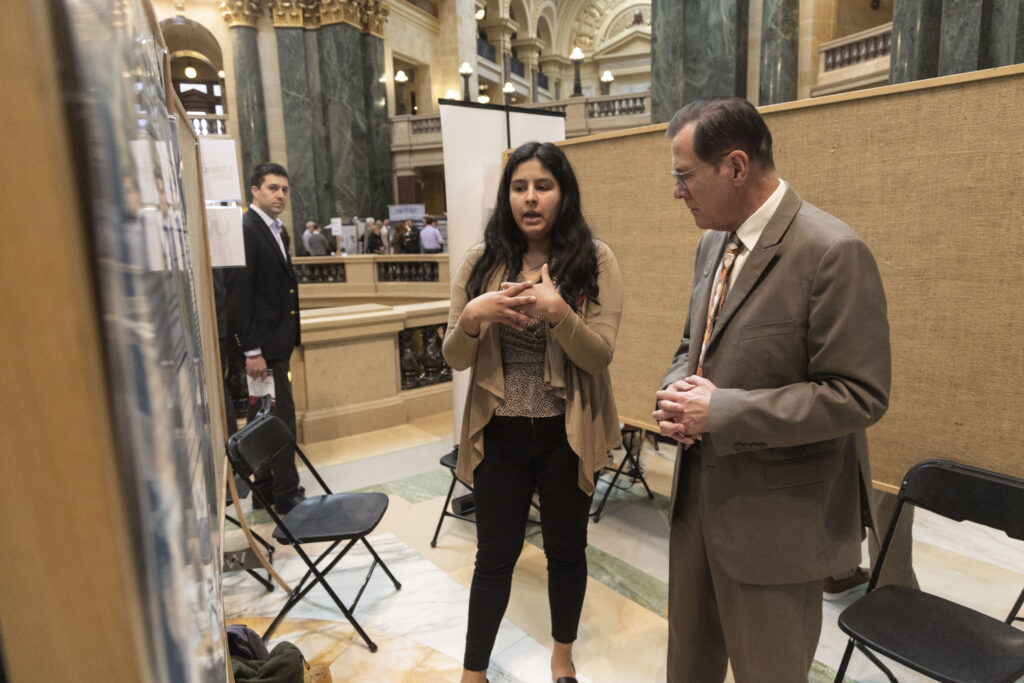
[1007,587,1024,624]
[263,540,380,652]
[854,642,897,683]
[431,474,459,547]
[361,537,402,590]
[591,449,632,522]
[833,638,855,682]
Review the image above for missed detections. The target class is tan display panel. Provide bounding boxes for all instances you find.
[557,66,1024,490]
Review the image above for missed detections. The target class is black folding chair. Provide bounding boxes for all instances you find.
[833,459,1024,683]
[430,444,540,547]
[226,411,401,652]
[590,424,655,522]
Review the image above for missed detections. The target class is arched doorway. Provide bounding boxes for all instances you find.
[159,16,228,136]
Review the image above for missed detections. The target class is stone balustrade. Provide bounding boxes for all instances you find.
[293,254,449,308]
[812,23,893,97]
[291,301,454,443]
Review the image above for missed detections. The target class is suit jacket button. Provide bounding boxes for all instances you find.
[289,289,295,294]
[290,310,296,315]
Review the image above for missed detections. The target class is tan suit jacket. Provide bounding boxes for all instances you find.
[444,240,623,494]
[662,187,891,585]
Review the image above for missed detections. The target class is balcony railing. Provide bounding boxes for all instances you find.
[410,116,441,134]
[588,95,646,118]
[813,22,892,97]
[536,71,549,91]
[294,254,450,308]
[509,56,525,78]
[189,113,228,137]
[823,24,892,71]
[477,38,496,63]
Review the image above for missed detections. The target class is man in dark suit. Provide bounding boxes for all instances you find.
[653,97,891,682]
[231,162,304,514]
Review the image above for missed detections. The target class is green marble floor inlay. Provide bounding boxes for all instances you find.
[354,467,454,504]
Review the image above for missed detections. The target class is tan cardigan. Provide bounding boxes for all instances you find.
[443,240,623,495]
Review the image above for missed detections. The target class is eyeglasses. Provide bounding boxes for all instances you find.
[670,153,729,192]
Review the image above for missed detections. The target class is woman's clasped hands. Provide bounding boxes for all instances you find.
[459,280,537,336]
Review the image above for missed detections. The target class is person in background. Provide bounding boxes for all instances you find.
[401,218,421,254]
[380,218,392,254]
[420,217,444,253]
[300,220,315,256]
[307,222,331,256]
[391,220,408,254]
[444,141,623,683]
[230,162,304,515]
[366,221,386,254]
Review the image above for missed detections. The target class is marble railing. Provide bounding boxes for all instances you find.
[189,113,228,137]
[293,254,450,308]
[410,116,441,134]
[524,92,652,137]
[292,301,454,443]
[390,92,652,165]
[813,23,892,97]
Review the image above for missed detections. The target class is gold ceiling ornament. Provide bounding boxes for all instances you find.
[318,0,361,29]
[362,0,390,38]
[268,0,321,28]
[220,0,262,27]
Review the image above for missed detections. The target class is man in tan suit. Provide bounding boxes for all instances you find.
[653,97,891,682]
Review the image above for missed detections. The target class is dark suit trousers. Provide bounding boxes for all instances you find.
[248,356,300,504]
[668,450,822,683]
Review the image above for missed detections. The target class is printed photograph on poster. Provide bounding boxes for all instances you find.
[205,205,245,267]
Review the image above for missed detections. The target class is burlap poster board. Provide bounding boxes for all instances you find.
[556,66,1024,489]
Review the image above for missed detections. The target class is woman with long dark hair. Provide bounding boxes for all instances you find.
[443,141,623,683]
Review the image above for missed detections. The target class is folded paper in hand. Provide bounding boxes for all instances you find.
[247,369,276,407]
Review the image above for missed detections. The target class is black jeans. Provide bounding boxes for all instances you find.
[247,356,300,505]
[463,415,592,671]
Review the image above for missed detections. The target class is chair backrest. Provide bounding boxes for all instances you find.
[226,413,295,481]
[900,459,1024,541]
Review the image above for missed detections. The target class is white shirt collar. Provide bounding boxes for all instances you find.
[249,203,282,233]
[732,179,787,252]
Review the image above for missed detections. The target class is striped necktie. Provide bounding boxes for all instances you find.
[697,233,743,376]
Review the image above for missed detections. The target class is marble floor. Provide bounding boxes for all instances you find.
[222,412,1024,682]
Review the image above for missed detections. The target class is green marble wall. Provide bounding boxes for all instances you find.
[651,0,748,123]
[231,26,270,189]
[276,27,322,234]
[759,0,799,105]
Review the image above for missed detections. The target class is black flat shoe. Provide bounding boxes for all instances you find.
[555,678,578,683]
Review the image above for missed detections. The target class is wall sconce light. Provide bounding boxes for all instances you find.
[502,82,515,93]
[600,70,613,95]
[477,95,490,104]
[459,62,473,101]
[394,70,409,83]
[217,70,225,79]
[184,65,198,79]
[475,8,485,20]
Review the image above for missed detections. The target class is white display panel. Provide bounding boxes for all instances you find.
[439,102,566,443]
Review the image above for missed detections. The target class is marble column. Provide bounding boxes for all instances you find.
[890,0,942,83]
[318,20,370,218]
[759,0,798,105]
[305,29,332,222]
[361,32,393,218]
[981,0,1021,68]
[275,27,321,231]
[938,0,984,75]
[681,0,748,107]
[650,0,686,123]
[229,26,270,182]
[1017,1,1024,63]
